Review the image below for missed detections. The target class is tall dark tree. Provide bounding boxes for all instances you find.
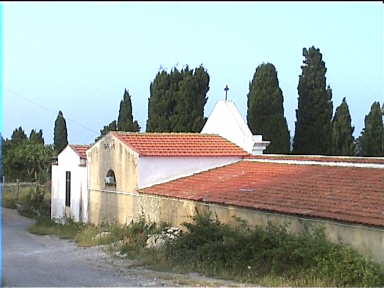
[247,63,290,154]
[29,129,44,145]
[95,120,117,142]
[53,111,68,153]
[331,98,355,156]
[146,65,209,132]
[292,46,333,155]
[359,102,384,156]
[95,89,141,142]
[117,89,141,132]
[146,70,175,132]
[10,126,27,145]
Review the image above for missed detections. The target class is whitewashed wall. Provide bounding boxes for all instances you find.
[51,146,88,223]
[138,156,241,188]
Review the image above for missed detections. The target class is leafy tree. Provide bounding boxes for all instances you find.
[247,63,290,154]
[146,65,209,132]
[293,46,333,155]
[330,98,355,156]
[359,102,384,156]
[11,142,54,182]
[10,126,27,146]
[53,111,68,153]
[117,89,141,132]
[29,129,44,145]
[3,128,54,182]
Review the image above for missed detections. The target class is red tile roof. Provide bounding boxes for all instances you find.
[70,145,90,159]
[111,132,250,157]
[247,154,384,164]
[140,161,384,227]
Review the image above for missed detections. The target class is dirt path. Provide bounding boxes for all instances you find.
[2,208,246,287]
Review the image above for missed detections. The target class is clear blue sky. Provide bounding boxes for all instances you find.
[3,2,383,145]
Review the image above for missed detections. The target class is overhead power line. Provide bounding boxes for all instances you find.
[5,88,99,136]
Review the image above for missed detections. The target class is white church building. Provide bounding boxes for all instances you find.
[51,144,90,223]
[51,99,269,222]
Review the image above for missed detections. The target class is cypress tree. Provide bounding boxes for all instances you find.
[359,102,384,156]
[247,63,290,154]
[146,65,209,132]
[95,89,141,142]
[146,70,172,132]
[117,89,140,132]
[29,129,45,145]
[10,127,27,146]
[293,46,333,155]
[331,98,355,156]
[95,120,117,142]
[53,111,68,153]
[188,65,209,131]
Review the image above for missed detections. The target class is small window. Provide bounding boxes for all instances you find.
[105,169,116,186]
[65,171,71,207]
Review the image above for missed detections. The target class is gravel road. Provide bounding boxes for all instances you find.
[2,208,243,287]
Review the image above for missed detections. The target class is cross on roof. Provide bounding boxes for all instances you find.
[224,85,229,101]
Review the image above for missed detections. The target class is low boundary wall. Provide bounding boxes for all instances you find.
[88,188,384,265]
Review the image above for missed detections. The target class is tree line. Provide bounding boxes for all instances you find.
[65,46,384,157]
[71,45,384,157]
[3,45,382,182]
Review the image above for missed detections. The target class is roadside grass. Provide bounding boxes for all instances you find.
[29,215,167,248]
[2,183,50,218]
[3,194,17,209]
[28,210,384,287]
[28,217,84,239]
[2,184,28,209]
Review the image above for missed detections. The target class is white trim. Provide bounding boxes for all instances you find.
[252,154,384,161]
[245,158,384,169]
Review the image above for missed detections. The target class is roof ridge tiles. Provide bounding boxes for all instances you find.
[112,131,221,136]
[69,144,90,159]
[111,131,250,157]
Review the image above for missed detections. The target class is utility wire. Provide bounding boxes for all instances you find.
[5,88,99,136]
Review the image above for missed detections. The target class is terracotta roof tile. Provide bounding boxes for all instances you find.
[140,161,384,227]
[70,145,90,159]
[112,132,249,157]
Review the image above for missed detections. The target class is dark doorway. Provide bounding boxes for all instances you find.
[65,171,71,207]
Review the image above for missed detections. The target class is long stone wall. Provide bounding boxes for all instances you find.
[88,189,384,265]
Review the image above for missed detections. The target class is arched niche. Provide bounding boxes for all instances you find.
[105,169,116,187]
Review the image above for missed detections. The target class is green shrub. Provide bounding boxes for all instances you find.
[18,186,50,218]
[3,183,51,219]
[164,210,384,287]
[118,215,167,257]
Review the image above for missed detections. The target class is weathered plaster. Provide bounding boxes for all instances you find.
[86,134,139,224]
[132,192,384,265]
